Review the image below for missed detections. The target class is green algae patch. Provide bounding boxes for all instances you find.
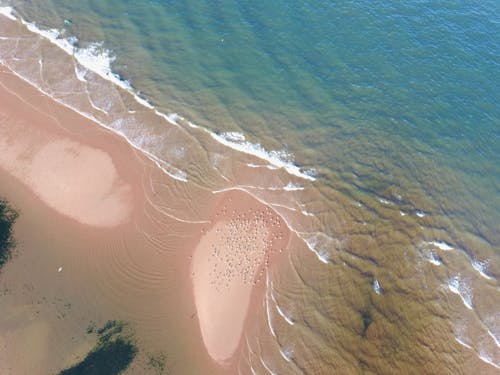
[147,353,169,375]
[0,199,18,270]
[59,321,137,375]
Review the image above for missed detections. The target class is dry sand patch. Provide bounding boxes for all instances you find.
[0,124,132,227]
[28,139,133,227]
[191,189,290,363]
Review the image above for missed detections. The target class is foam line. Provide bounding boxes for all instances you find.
[211,131,316,182]
[259,357,278,375]
[447,275,473,310]
[279,347,291,362]
[3,66,189,183]
[487,329,500,348]
[373,279,382,295]
[265,274,277,338]
[471,259,492,280]
[428,240,454,251]
[478,352,500,370]
[0,6,16,20]
[3,8,328,263]
[270,288,295,325]
[455,336,472,349]
[2,6,318,186]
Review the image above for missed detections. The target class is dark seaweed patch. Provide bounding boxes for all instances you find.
[59,321,137,375]
[360,310,373,338]
[0,199,18,270]
[86,321,96,334]
[147,353,169,375]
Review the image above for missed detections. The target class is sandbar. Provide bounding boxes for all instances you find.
[191,189,290,363]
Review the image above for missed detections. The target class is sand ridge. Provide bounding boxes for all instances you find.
[191,189,290,363]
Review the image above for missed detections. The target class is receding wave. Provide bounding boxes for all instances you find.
[0,6,314,185]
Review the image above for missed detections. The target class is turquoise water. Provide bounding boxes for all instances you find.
[10,0,499,232]
[1,0,499,373]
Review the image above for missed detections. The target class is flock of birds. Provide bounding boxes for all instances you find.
[206,203,286,291]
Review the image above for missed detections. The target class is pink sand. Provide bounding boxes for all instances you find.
[0,75,132,227]
[191,190,290,363]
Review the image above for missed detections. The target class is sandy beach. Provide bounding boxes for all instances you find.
[0,63,296,374]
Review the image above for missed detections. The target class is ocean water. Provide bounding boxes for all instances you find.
[0,0,499,374]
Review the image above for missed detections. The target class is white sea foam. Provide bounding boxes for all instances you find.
[455,336,472,349]
[373,279,382,295]
[307,243,329,263]
[154,111,181,128]
[6,64,189,185]
[270,289,295,325]
[471,259,492,280]
[222,131,246,142]
[246,163,279,170]
[377,197,393,205]
[428,240,454,251]
[265,276,277,338]
[278,347,292,362]
[146,154,188,182]
[267,182,304,192]
[426,251,442,266]
[25,23,61,45]
[283,182,304,191]
[2,10,321,188]
[487,329,500,348]
[301,232,332,264]
[133,92,154,109]
[88,98,109,115]
[260,357,278,375]
[270,203,297,212]
[0,6,16,21]
[448,275,473,310]
[277,307,295,325]
[73,43,132,90]
[478,349,500,370]
[75,65,88,82]
[416,210,426,217]
[15,14,136,94]
[211,132,316,182]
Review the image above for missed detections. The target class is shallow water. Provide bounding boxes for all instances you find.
[0,0,499,373]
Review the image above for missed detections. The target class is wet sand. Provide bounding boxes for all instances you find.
[0,63,295,374]
[0,63,137,228]
[192,189,290,363]
[0,130,133,227]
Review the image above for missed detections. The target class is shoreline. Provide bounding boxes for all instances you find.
[0,6,316,184]
[0,61,296,374]
[191,188,291,363]
[2,4,499,374]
